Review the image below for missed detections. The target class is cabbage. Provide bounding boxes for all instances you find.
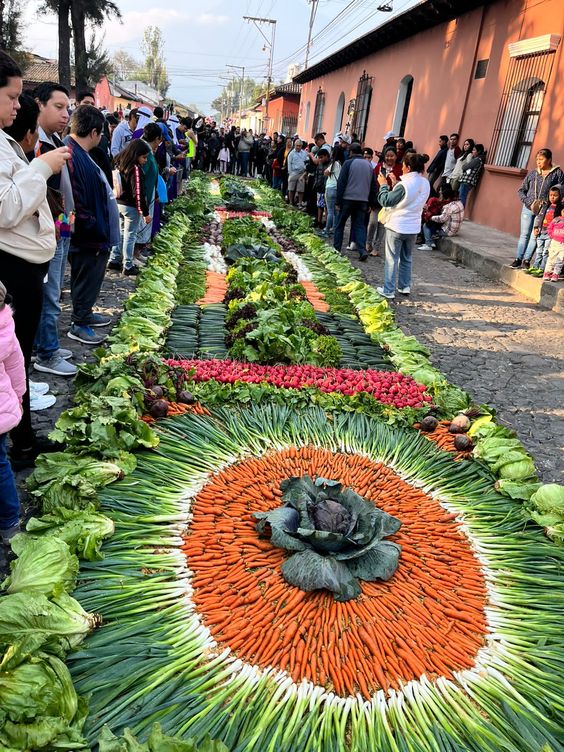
[528,484,564,514]
[497,457,537,481]
[2,536,78,597]
[495,479,541,501]
[25,507,114,561]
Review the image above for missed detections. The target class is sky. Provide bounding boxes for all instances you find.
[22,0,417,111]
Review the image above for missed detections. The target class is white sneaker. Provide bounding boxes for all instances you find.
[377,286,395,300]
[417,244,434,251]
[30,393,57,411]
[29,380,50,396]
[397,287,411,295]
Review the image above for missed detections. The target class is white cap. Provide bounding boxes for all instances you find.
[384,130,396,139]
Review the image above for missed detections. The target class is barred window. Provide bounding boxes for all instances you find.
[351,72,373,143]
[311,89,325,137]
[491,36,559,169]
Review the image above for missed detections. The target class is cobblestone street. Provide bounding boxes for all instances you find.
[345,246,563,482]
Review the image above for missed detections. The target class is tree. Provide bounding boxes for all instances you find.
[211,78,265,117]
[71,0,120,90]
[82,31,112,85]
[111,49,140,81]
[138,26,169,98]
[0,0,25,55]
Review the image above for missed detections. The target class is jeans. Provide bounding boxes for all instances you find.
[458,182,472,206]
[532,231,551,270]
[35,235,70,361]
[383,229,417,294]
[0,434,19,529]
[59,235,70,291]
[325,187,337,234]
[0,250,48,451]
[69,247,110,326]
[272,175,282,191]
[334,200,368,257]
[516,204,538,262]
[136,198,155,246]
[423,221,444,246]
[111,205,141,270]
[238,151,250,177]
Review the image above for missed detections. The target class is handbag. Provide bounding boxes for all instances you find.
[378,206,393,225]
[530,173,549,215]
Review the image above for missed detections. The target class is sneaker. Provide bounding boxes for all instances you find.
[550,273,559,282]
[543,272,552,280]
[397,286,411,295]
[0,523,20,545]
[30,393,57,411]
[34,354,78,376]
[359,253,368,262]
[417,244,434,251]
[522,259,531,269]
[29,380,49,396]
[107,261,122,271]
[510,259,522,268]
[376,286,395,300]
[124,266,140,276]
[68,324,106,345]
[86,312,112,327]
[57,348,73,360]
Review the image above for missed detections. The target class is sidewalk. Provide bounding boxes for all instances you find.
[437,222,564,314]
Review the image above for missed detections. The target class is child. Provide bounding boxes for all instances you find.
[544,214,564,281]
[0,282,26,547]
[419,186,464,250]
[530,186,562,274]
[108,139,151,276]
[218,143,230,174]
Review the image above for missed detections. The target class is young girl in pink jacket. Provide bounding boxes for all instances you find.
[0,281,26,544]
[544,215,564,281]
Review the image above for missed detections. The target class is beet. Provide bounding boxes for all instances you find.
[178,390,195,404]
[454,434,473,451]
[150,385,164,399]
[420,416,439,432]
[150,399,169,418]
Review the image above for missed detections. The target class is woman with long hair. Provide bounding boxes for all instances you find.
[108,139,151,276]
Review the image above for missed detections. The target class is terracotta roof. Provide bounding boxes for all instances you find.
[293,0,495,83]
[274,82,301,95]
[21,54,75,86]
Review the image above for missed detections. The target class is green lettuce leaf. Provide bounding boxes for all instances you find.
[98,723,229,751]
[25,507,114,560]
[2,536,78,597]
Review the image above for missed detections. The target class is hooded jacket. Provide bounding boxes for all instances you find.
[0,301,26,435]
[518,165,564,209]
[0,130,56,264]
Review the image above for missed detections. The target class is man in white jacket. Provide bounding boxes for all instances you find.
[0,50,69,468]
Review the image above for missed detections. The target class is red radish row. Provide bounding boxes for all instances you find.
[165,358,431,409]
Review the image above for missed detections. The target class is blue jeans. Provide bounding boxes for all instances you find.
[334,200,368,257]
[111,205,141,270]
[458,182,472,206]
[423,221,444,245]
[238,152,250,177]
[383,229,417,294]
[532,231,551,270]
[0,434,19,530]
[272,175,282,190]
[516,204,538,262]
[325,187,337,234]
[35,235,70,360]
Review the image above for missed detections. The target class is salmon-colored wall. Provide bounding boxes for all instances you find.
[296,0,564,236]
[264,95,300,134]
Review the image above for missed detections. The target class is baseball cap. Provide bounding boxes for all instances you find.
[384,130,396,139]
[339,134,352,145]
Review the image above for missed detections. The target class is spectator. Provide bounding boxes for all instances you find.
[32,82,80,378]
[379,130,397,161]
[137,122,161,250]
[440,133,462,188]
[376,152,430,298]
[458,143,486,207]
[333,141,378,262]
[237,129,253,177]
[0,51,70,468]
[313,147,331,228]
[449,138,475,192]
[111,108,139,158]
[65,105,120,345]
[531,186,562,274]
[419,185,464,249]
[363,147,378,169]
[108,139,151,275]
[0,281,26,547]
[511,148,564,269]
[76,90,113,184]
[75,89,95,106]
[395,137,406,164]
[426,135,448,194]
[543,212,564,281]
[321,154,341,237]
[367,147,403,256]
[287,139,310,208]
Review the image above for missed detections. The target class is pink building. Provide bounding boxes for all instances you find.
[294,0,563,236]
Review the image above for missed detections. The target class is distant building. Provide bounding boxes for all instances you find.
[119,80,162,107]
[294,0,563,236]
[20,53,76,98]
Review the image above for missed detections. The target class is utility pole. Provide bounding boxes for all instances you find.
[243,16,276,132]
[304,0,319,69]
[227,64,245,126]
